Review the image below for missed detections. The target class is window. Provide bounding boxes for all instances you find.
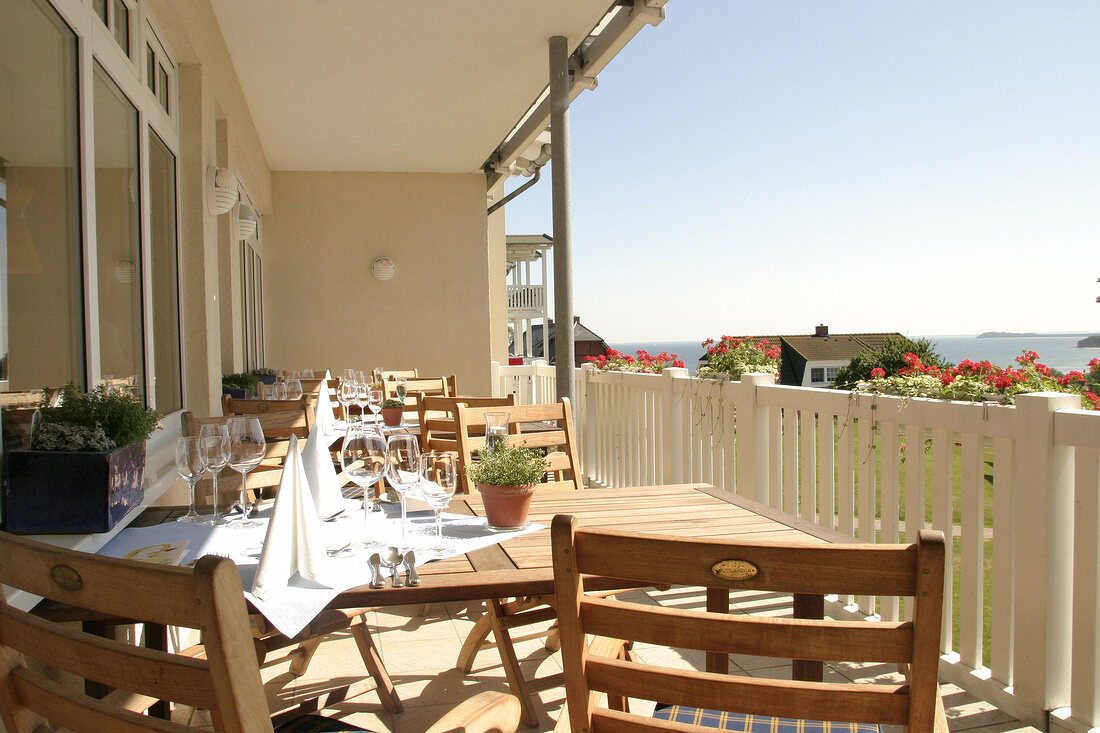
[811,366,841,384]
[0,0,85,391]
[148,131,182,413]
[93,62,144,397]
[241,241,265,371]
[3,0,182,413]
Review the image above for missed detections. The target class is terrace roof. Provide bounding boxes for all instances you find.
[164,1,665,176]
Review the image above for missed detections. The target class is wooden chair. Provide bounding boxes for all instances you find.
[383,374,457,405]
[453,398,583,725]
[378,368,419,380]
[417,394,517,455]
[0,530,522,733]
[181,411,401,713]
[453,398,581,495]
[221,395,313,438]
[551,514,949,732]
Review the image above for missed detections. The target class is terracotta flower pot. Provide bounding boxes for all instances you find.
[476,482,536,530]
[381,407,403,426]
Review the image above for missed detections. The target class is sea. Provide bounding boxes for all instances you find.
[611,334,1100,377]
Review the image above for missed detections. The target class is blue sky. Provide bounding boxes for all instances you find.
[502,1,1100,342]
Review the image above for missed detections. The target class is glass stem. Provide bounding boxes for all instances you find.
[239,470,249,517]
[211,470,222,521]
[188,479,198,515]
[400,495,407,543]
[435,510,443,545]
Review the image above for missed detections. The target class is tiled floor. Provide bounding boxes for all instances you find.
[237,588,1039,733]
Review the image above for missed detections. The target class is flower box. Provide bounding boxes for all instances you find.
[3,441,146,534]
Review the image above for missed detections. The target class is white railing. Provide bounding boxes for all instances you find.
[489,361,1100,732]
[506,284,545,312]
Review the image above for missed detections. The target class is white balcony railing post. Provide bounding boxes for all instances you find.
[661,367,689,485]
[1012,391,1079,727]
[737,373,776,504]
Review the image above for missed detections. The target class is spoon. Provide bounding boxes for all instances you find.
[380,546,404,588]
[367,553,385,589]
[321,509,346,522]
[403,550,421,586]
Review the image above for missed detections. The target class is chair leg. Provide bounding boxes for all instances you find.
[457,610,496,673]
[288,637,324,677]
[350,617,403,714]
[543,623,561,652]
[486,598,541,728]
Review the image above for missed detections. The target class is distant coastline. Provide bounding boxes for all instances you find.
[978,331,1092,339]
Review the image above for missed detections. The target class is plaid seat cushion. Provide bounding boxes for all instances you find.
[274,714,373,733]
[653,704,881,732]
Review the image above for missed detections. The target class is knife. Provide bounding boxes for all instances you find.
[403,550,421,586]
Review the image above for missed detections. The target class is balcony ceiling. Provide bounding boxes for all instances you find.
[206,0,617,173]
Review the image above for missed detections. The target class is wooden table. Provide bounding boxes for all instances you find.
[333,483,852,609]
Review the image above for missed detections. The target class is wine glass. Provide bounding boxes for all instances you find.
[367,386,383,421]
[175,437,205,523]
[301,368,315,378]
[385,434,420,544]
[355,378,371,420]
[394,377,408,402]
[338,377,357,423]
[419,451,457,557]
[341,424,387,520]
[227,417,266,527]
[198,424,230,525]
[285,377,304,401]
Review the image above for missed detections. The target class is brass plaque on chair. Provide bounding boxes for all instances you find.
[50,564,84,592]
[258,403,269,411]
[711,560,758,581]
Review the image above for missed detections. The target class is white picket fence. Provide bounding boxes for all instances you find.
[489,360,1100,732]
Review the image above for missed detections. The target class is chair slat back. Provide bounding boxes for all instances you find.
[454,398,580,494]
[384,375,457,405]
[418,394,517,454]
[551,516,946,732]
[220,396,312,439]
[0,532,273,733]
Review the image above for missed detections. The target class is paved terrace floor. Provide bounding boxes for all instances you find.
[175,587,1037,732]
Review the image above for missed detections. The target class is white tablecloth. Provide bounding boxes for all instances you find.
[99,500,543,637]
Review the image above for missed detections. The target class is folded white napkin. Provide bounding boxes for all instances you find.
[315,371,337,436]
[251,435,330,600]
[302,421,346,518]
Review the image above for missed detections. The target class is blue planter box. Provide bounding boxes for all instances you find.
[222,386,250,399]
[3,442,146,534]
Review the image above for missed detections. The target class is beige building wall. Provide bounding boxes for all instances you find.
[263,172,496,394]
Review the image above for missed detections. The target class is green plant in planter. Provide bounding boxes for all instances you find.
[222,372,258,395]
[381,398,405,409]
[465,442,549,487]
[251,367,277,377]
[34,383,162,451]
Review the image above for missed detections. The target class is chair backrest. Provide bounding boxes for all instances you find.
[383,375,457,404]
[181,411,296,503]
[221,395,312,438]
[0,531,274,733]
[551,515,946,732]
[418,394,517,454]
[454,397,580,494]
[379,369,418,380]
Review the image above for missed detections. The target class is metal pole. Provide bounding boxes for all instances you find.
[549,35,575,405]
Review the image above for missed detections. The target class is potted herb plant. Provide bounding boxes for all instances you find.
[4,383,162,534]
[465,441,549,530]
[222,371,258,398]
[250,367,278,386]
[380,398,405,426]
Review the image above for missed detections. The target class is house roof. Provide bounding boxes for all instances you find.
[167,1,666,176]
[527,320,608,352]
[780,333,899,361]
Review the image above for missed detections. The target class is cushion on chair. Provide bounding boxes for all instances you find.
[653,704,881,732]
[274,714,373,733]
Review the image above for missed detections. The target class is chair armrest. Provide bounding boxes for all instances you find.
[934,691,949,733]
[425,691,521,733]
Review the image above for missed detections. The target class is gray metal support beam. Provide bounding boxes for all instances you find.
[549,35,574,405]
